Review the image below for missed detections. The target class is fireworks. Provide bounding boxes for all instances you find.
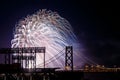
[11,9,83,69]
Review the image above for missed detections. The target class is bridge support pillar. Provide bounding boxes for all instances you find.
[65,46,73,70]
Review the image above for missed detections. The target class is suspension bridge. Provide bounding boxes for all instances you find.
[0,47,120,80]
[0,46,84,80]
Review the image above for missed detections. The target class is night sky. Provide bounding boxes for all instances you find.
[0,0,120,67]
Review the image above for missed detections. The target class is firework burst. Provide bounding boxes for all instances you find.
[11,9,85,69]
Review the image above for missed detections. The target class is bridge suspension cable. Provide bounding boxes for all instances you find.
[38,48,65,67]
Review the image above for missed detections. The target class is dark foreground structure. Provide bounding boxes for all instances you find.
[0,65,84,80]
[0,64,120,80]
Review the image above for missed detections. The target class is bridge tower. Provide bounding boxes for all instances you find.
[65,46,73,70]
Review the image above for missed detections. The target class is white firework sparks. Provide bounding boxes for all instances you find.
[11,9,84,69]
